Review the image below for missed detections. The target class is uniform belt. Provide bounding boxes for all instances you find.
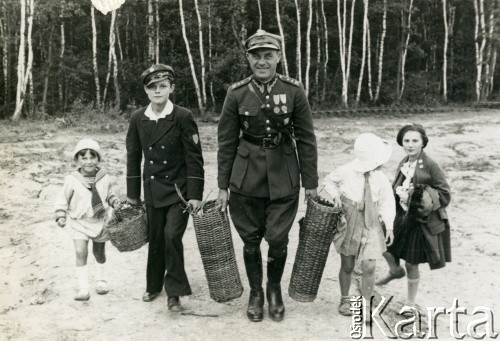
[242,133,280,149]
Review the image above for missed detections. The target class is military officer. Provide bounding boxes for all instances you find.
[216,29,318,322]
[126,64,204,312]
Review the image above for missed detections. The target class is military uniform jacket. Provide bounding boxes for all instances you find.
[217,74,318,200]
[126,105,204,208]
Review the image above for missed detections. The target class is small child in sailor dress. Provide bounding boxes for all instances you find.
[54,138,122,301]
[323,133,395,318]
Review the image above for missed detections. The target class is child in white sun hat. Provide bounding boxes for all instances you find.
[323,133,395,319]
[54,138,122,301]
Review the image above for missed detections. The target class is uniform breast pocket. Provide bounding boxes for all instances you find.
[230,146,250,189]
[238,106,259,131]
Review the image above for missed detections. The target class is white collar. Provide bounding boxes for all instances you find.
[144,100,174,121]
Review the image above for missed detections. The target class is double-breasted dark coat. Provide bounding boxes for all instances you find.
[126,105,204,207]
[217,74,318,200]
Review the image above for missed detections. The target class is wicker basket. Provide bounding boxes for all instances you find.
[105,205,148,252]
[192,200,244,303]
[288,196,342,302]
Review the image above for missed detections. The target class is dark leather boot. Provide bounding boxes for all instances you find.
[243,247,264,322]
[267,248,287,322]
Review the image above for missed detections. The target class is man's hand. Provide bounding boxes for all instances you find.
[216,189,228,212]
[127,197,140,206]
[188,199,202,214]
[304,188,318,203]
[57,217,66,228]
[385,229,394,247]
[333,195,342,209]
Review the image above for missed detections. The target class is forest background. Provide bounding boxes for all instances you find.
[1,0,499,122]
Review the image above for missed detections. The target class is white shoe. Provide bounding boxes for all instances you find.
[96,280,109,295]
[74,288,90,301]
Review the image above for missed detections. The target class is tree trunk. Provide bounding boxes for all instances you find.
[442,0,448,102]
[276,0,289,77]
[12,0,26,121]
[179,0,204,116]
[42,27,53,113]
[482,2,495,99]
[473,0,486,101]
[337,0,356,107]
[147,0,154,65]
[295,0,302,83]
[59,0,65,109]
[396,0,414,101]
[91,5,101,108]
[304,0,313,97]
[320,0,328,102]
[257,0,262,29]
[115,13,124,62]
[155,0,160,63]
[208,0,216,110]
[356,0,368,104]
[314,0,320,106]
[1,1,10,104]
[366,19,373,101]
[374,0,386,103]
[103,11,117,107]
[194,0,207,111]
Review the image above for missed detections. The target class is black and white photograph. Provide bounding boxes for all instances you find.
[0,0,499,339]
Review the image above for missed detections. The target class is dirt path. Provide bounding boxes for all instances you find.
[0,110,499,339]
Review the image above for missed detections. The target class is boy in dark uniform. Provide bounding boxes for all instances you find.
[216,30,318,322]
[126,64,204,312]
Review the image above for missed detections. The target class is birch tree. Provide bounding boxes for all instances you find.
[41,27,53,113]
[12,0,34,121]
[179,0,204,116]
[103,10,120,110]
[366,20,373,101]
[442,0,449,102]
[356,0,369,104]
[320,0,328,101]
[155,0,159,64]
[1,1,10,102]
[304,0,313,97]
[314,0,321,105]
[257,0,262,30]
[482,1,496,99]
[337,0,356,107]
[374,0,387,103]
[147,0,154,65]
[276,0,289,76]
[59,0,65,106]
[91,5,101,108]
[295,0,302,83]
[194,0,207,109]
[396,0,414,101]
[208,0,216,109]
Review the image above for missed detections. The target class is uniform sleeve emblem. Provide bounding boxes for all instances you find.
[192,134,199,144]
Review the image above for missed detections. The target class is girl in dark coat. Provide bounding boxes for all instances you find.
[377,124,451,309]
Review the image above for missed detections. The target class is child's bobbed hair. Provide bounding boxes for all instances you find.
[74,148,100,162]
[72,138,102,161]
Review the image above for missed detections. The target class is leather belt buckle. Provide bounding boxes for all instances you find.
[262,137,273,148]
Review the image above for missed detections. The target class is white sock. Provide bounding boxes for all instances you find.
[407,277,420,305]
[96,263,105,282]
[76,265,89,290]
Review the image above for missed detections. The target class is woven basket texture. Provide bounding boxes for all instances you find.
[289,196,341,302]
[106,205,148,252]
[192,200,243,302]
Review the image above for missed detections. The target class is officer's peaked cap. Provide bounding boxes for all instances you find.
[245,29,282,52]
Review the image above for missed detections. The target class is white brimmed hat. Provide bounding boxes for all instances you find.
[72,138,102,160]
[351,133,392,173]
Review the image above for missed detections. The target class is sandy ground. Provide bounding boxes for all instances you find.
[0,109,499,339]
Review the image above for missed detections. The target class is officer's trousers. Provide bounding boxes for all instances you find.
[145,203,192,297]
[228,192,299,251]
